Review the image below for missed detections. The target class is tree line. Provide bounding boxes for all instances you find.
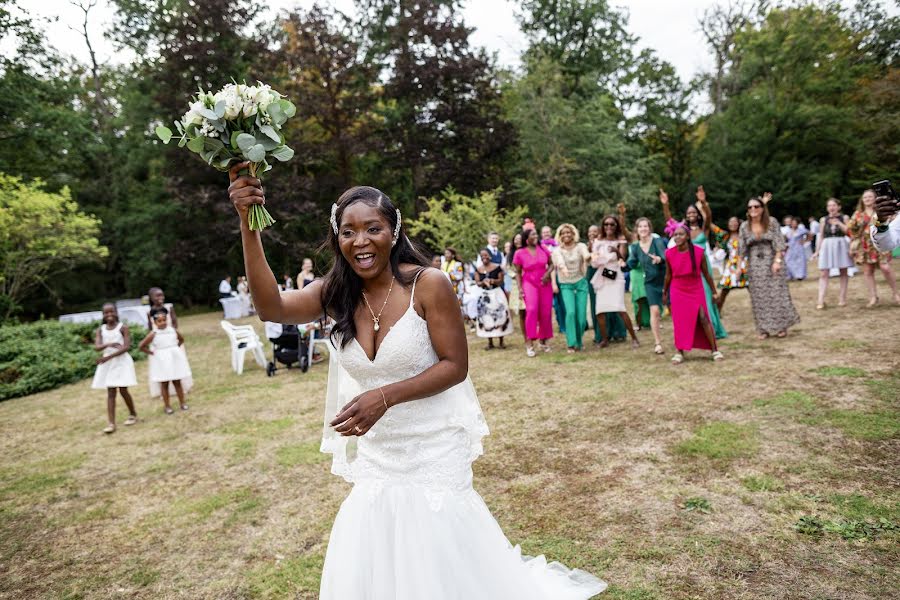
[0,0,896,318]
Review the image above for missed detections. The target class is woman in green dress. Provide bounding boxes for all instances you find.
[660,186,727,340]
[627,218,667,354]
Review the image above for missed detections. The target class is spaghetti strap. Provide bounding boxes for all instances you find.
[409,269,424,308]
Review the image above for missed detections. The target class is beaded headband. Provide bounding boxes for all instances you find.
[330,203,402,247]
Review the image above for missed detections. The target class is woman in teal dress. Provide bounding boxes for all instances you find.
[659,186,727,340]
[627,218,667,354]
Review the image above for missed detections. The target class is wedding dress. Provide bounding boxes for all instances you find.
[319,272,606,599]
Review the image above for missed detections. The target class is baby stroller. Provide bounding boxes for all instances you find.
[264,322,309,375]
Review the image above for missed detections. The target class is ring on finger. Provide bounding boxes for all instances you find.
[354,425,362,434]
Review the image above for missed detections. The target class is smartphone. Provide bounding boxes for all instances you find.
[872,179,898,201]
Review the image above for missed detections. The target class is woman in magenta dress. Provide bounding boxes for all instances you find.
[513,227,555,357]
[663,225,724,364]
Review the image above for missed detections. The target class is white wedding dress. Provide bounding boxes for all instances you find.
[319,273,606,599]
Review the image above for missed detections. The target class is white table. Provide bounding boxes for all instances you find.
[60,303,173,327]
[220,297,245,319]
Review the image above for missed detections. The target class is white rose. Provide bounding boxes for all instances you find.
[182,101,204,126]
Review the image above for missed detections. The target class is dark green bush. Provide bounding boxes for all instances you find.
[0,321,148,401]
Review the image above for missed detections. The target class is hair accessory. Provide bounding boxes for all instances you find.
[392,209,402,247]
[330,203,339,234]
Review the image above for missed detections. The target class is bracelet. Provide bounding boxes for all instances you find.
[379,387,389,410]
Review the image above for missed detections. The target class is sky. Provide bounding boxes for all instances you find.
[12,0,720,83]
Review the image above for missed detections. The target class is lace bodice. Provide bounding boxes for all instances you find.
[321,271,490,499]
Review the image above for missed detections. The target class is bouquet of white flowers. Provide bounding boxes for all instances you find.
[155,82,296,230]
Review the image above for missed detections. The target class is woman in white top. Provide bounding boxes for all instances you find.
[227,162,606,600]
[551,223,591,353]
[91,303,138,434]
[591,215,639,348]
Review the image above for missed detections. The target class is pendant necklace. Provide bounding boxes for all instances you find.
[362,276,395,332]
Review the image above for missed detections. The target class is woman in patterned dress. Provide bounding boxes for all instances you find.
[738,196,800,339]
[714,216,748,312]
[847,188,900,306]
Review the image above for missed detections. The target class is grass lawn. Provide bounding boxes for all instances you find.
[1,273,898,599]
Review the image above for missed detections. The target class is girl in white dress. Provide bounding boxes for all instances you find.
[138,307,192,414]
[228,162,607,600]
[91,303,138,434]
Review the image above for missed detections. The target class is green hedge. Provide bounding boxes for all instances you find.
[0,321,148,401]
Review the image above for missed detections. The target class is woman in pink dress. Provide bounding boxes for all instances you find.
[513,227,555,357]
[663,225,725,364]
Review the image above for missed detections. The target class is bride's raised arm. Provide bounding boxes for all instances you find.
[228,161,325,324]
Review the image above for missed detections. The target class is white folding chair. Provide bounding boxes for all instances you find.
[220,321,267,375]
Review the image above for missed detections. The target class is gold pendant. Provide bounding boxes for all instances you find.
[373,319,380,332]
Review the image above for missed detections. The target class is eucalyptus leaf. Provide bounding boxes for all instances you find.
[187,137,205,153]
[174,120,184,134]
[236,133,257,151]
[259,124,280,143]
[279,99,296,118]
[197,107,219,120]
[155,126,173,143]
[246,144,266,162]
[204,137,226,152]
[178,136,188,148]
[256,135,279,151]
[267,103,284,126]
[230,131,245,150]
[271,145,294,162]
[214,100,226,119]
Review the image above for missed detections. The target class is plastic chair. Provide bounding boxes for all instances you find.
[220,321,267,375]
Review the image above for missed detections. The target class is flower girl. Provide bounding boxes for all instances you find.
[138,307,192,414]
[91,303,138,434]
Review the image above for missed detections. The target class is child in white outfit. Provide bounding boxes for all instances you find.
[91,303,138,433]
[139,307,192,414]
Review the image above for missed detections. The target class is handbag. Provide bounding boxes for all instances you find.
[601,268,617,280]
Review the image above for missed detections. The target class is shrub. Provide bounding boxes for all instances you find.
[0,321,147,401]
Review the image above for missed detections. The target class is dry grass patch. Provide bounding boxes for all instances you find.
[1,273,898,598]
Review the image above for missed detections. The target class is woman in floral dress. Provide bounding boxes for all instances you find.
[847,188,900,306]
[739,196,800,338]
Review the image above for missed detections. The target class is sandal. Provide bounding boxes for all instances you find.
[540,344,552,353]
[180,404,189,411]
[776,331,787,338]
[567,348,575,354]
[103,424,115,434]
[124,415,137,426]
[867,298,879,307]
[631,340,640,349]
[164,407,174,415]
[654,344,664,355]
[671,353,684,364]
[526,346,536,358]
[712,351,725,361]
[757,333,769,340]
[815,304,825,310]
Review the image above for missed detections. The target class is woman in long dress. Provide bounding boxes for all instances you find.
[784,217,809,281]
[847,188,900,305]
[663,225,724,364]
[227,165,606,599]
[739,197,800,338]
[474,249,513,349]
[591,216,639,348]
[660,186,728,339]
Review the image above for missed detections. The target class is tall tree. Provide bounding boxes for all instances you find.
[356,0,515,208]
[503,58,657,229]
[516,0,636,99]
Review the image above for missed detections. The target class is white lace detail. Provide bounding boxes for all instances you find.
[320,270,490,509]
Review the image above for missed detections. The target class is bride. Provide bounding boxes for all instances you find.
[228,163,606,599]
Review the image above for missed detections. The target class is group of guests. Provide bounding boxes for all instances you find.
[218,257,321,316]
[91,287,193,434]
[437,186,897,365]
